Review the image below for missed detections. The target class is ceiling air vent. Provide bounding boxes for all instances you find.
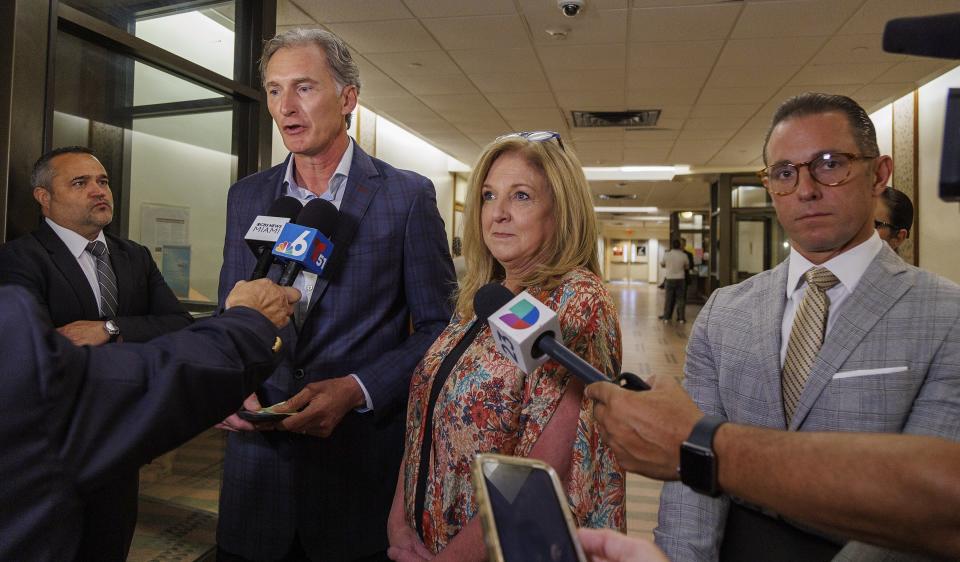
[572,109,660,128]
[598,193,639,200]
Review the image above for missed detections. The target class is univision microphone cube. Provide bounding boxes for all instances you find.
[487,290,561,375]
[272,223,334,275]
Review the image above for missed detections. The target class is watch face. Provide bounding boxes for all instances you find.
[680,444,717,495]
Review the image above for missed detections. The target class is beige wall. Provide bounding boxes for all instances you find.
[917,65,960,284]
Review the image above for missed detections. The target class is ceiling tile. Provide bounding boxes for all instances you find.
[622,147,671,163]
[717,37,827,67]
[629,41,724,69]
[705,65,798,90]
[550,69,625,92]
[624,128,680,141]
[629,3,741,42]
[472,71,552,93]
[277,0,315,26]
[816,34,904,64]
[326,20,439,53]
[486,91,557,108]
[732,0,861,38]
[293,0,412,22]
[690,103,761,118]
[525,9,629,45]
[851,82,916,104]
[570,129,625,141]
[874,60,959,85]
[627,88,699,106]
[684,116,748,131]
[789,63,893,86]
[679,129,738,141]
[393,73,479,96]
[537,44,626,70]
[449,47,541,75]
[404,0,517,18]
[366,51,460,76]
[422,15,529,50]
[698,84,781,104]
[628,67,711,91]
[556,90,625,108]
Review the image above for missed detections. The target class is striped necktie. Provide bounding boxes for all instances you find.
[86,240,119,318]
[782,267,840,424]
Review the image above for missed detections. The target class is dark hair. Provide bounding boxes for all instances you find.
[260,28,360,128]
[31,146,95,189]
[763,93,879,164]
[880,187,914,233]
[671,238,682,250]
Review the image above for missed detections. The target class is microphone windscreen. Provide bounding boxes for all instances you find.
[475,283,514,322]
[883,13,960,60]
[295,199,340,239]
[267,196,305,222]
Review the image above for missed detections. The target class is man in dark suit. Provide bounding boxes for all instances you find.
[0,279,299,562]
[214,28,455,561]
[0,145,194,560]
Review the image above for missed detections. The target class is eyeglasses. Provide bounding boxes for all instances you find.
[874,219,900,231]
[758,152,877,195]
[495,130,565,151]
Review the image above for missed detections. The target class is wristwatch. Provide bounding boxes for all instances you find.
[103,319,121,342]
[680,415,726,497]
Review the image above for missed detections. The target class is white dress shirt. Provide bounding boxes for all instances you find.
[45,217,110,317]
[281,140,373,410]
[780,231,883,365]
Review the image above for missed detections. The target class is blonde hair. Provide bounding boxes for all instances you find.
[455,136,600,318]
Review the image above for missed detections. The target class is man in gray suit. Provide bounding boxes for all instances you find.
[654,93,960,561]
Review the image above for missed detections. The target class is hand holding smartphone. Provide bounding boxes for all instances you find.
[236,401,296,423]
[472,454,586,562]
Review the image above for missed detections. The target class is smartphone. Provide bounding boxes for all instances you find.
[472,454,586,562]
[236,401,295,423]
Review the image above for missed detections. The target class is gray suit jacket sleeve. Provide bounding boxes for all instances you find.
[655,290,730,561]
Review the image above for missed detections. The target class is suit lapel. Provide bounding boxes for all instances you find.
[755,259,790,428]
[106,236,132,315]
[306,145,382,312]
[35,222,101,319]
[791,246,911,429]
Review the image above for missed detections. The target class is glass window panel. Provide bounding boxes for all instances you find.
[731,184,771,208]
[61,0,236,79]
[53,30,236,305]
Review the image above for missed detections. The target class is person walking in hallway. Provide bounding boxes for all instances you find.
[659,238,689,323]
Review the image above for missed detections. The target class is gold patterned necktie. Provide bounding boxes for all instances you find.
[782,267,840,424]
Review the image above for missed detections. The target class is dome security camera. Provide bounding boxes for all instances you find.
[558,0,585,17]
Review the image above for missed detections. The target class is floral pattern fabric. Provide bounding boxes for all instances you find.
[401,267,626,554]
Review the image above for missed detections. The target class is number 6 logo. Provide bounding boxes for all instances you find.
[289,230,310,256]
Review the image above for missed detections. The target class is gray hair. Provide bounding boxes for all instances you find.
[31,146,96,190]
[763,92,879,165]
[260,28,361,127]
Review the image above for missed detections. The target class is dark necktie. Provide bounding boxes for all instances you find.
[86,240,119,318]
[782,267,840,424]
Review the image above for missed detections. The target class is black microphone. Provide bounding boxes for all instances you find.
[276,198,339,287]
[245,196,304,280]
[883,13,960,60]
[482,282,650,391]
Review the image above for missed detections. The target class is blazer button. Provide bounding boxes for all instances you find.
[294,368,305,380]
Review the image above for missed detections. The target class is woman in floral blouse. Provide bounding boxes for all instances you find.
[387,132,625,562]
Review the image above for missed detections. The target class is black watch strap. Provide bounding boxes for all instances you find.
[688,414,726,447]
[680,415,726,497]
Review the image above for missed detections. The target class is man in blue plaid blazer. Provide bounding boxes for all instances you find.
[655,93,960,561]
[214,28,455,561]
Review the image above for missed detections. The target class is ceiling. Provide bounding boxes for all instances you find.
[276,0,960,216]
